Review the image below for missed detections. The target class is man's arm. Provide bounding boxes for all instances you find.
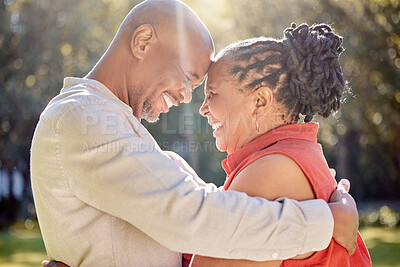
[50,105,351,260]
[192,153,314,266]
[167,150,358,255]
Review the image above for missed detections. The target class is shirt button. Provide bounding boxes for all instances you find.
[272,253,278,259]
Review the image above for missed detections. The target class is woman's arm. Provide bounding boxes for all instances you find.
[191,256,281,267]
[191,153,316,266]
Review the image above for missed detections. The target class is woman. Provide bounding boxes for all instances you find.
[190,23,371,266]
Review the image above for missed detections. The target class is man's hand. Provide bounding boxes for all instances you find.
[42,260,69,267]
[328,179,359,255]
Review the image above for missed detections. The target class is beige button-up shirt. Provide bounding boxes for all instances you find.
[31,77,334,266]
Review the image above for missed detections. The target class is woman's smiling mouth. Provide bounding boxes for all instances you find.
[212,122,222,131]
[210,121,223,137]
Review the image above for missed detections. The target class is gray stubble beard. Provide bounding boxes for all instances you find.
[142,99,160,123]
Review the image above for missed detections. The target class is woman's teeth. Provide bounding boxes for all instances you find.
[162,93,174,108]
[212,122,223,131]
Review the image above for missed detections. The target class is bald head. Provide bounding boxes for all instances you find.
[87,0,215,122]
[118,0,214,53]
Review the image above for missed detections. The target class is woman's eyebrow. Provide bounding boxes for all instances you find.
[189,72,200,81]
[205,85,214,93]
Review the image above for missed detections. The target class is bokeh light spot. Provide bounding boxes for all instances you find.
[25,75,36,88]
[24,219,34,230]
[375,13,387,27]
[369,70,383,85]
[337,123,347,135]
[369,50,378,60]
[388,48,397,59]
[372,112,383,125]
[395,91,400,103]
[329,134,339,146]
[60,42,73,56]
[391,14,400,24]
[56,11,67,28]
[38,64,49,76]
[395,58,400,68]
[359,134,369,147]
[377,83,388,95]
[1,121,11,133]
[13,58,23,69]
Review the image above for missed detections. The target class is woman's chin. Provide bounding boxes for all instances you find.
[215,140,227,153]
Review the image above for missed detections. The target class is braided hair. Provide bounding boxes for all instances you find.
[217,23,347,123]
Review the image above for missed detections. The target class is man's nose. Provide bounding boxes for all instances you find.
[181,84,192,104]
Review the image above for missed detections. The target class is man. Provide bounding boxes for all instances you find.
[31,0,358,266]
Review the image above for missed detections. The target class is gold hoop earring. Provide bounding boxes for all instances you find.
[256,114,259,132]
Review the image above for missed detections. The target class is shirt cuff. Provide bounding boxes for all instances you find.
[299,199,334,254]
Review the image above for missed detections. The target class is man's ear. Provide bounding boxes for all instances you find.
[253,87,274,116]
[130,24,156,60]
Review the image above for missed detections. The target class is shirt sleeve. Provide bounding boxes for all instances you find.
[56,104,333,261]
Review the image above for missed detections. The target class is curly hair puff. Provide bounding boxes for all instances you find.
[218,23,348,123]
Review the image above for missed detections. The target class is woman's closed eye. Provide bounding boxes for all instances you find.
[206,91,215,101]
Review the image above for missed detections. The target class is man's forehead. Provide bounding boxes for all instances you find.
[184,60,210,83]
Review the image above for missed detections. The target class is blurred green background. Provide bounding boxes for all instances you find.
[0,0,399,266]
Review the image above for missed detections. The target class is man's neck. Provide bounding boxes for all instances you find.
[86,56,145,121]
[86,52,131,105]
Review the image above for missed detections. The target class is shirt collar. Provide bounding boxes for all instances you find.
[62,77,133,114]
[221,123,319,174]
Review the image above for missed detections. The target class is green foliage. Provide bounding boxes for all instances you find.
[0,221,46,266]
[0,225,399,266]
[360,226,400,266]
[360,206,400,228]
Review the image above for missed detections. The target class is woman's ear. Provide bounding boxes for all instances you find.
[130,24,156,60]
[253,87,274,116]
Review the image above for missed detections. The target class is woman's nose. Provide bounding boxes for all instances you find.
[199,98,209,117]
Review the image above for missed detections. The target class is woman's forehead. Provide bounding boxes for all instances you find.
[205,60,238,90]
[209,57,232,76]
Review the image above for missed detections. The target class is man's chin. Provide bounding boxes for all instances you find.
[141,103,161,123]
[144,117,160,123]
[143,112,161,123]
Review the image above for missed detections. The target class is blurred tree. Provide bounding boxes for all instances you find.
[0,0,138,227]
[0,0,19,226]
[316,0,400,201]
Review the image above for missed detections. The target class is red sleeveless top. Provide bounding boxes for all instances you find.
[221,123,371,266]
